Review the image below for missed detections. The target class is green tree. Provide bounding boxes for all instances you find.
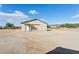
[6,23,14,29]
[60,23,79,28]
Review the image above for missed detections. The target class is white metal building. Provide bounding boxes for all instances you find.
[21,19,48,31]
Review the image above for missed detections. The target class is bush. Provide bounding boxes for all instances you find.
[6,23,14,29]
[60,23,79,28]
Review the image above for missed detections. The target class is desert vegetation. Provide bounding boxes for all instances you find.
[0,23,21,29]
[60,23,79,28]
[6,23,15,29]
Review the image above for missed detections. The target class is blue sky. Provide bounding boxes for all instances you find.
[0,4,79,26]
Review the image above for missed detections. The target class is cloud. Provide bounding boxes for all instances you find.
[0,10,28,22]
[40,19,45,21]
[29,10,39,14]
[71,13,79,19]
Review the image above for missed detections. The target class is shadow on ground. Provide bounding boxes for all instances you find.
[46,47,79,54]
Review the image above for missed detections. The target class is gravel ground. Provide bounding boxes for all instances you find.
[0,29,79,54]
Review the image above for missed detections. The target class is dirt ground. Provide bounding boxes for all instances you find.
[0,29,79,54]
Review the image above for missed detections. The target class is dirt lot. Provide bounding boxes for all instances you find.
[0,29,79,54]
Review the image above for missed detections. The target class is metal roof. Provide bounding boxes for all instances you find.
[21,19,48,24]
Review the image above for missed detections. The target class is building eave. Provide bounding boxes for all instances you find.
[21,19,48,25]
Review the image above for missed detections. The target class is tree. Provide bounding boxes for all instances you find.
[6,23,14,29]
[65,23,76,28]
[60,23,79,28]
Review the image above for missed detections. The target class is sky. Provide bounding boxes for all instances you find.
[0,4,79,26]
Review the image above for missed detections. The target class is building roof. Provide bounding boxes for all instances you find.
[21,19,48,24]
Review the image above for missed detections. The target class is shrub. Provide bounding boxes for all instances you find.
[60,23,79,28]
[6,23,14,29]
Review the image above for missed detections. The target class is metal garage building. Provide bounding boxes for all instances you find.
[21,19,48,31]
